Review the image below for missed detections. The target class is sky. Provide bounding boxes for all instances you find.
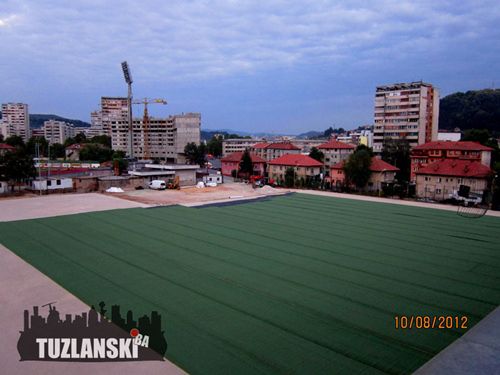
[0,1,499,134]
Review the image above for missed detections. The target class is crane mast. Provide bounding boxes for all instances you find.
[132,98,167,159]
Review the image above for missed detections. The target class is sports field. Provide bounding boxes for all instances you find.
[1,193,499,374]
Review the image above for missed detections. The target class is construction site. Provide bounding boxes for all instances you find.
[1,186,499,375]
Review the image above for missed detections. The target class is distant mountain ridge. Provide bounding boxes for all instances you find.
[439,89,500,135]
[28,114,91,128]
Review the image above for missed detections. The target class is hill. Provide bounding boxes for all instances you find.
[28,114,90,128]
[439,89,500,134]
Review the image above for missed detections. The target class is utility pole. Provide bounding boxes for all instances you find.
[121,61,134,158]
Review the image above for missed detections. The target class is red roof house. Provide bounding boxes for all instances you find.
[0,143,16,156]
[410,141,493,181]
[415,159,493,200]
[330,157,399,191]
[220,151,266,177]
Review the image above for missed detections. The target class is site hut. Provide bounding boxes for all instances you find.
[128,164,199,186]
[31,178,73,193]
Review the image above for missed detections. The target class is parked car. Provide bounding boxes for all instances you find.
[148,180,167,190]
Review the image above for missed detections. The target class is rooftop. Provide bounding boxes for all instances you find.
[317,139,356,150]
[1,194,499,374]
[220,151,266,163]
[331,157,399,172]
[416,159,493,178]
[269,154,323,167]
[412,141,493,152]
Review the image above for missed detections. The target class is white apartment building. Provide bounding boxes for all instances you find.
[1,103,30,141]
[111,113,201,162]
[101,97,129,135]
[84,110,107,138]
[43,119,76,144]
[373,82,439,153]
[222,139,257,156]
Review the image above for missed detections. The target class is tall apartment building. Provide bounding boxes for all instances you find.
[0,103,30,141]
[101,97,129,135]
[84,110,107,138]
[373,82,439,153]
[111,113,201,162]
[43,119,76,144]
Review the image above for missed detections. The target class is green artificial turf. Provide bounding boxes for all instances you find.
[1,193,500,374]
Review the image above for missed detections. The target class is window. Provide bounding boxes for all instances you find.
[56,180,61,185]
[47,180,52,186]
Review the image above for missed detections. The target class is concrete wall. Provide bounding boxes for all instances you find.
[416,174,488,200]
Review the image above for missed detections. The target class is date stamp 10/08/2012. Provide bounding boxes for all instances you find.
[394,315,468,330]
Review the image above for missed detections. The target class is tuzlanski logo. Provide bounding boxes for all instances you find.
[17,301,167,361]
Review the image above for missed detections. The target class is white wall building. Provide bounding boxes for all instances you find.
[1,103,30,141]
[222,139,257,156]
[31,178,73,192]
[373,82,439,152]
[43,119,76,144]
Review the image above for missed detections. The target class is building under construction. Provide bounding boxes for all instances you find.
[91,97,201,163]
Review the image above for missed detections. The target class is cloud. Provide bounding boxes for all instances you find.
[1,0,498,84]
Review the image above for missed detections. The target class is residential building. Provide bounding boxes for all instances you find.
[65,143,84,161]
[111,113,201,162]
[222,138,258,156]
[30,128,44,138]
[250,142,301,162]
[43,120,76,144]
[84,111,107,138]
[267,154,323,182]
[415,159,492,201]
[317,139,355,167]
[410,141,492,182]
[1,103,30,141]
[0,143,16,156]
[373,81,439,152]
[437,131,461,142]
[330,157,399,192]
[220,151,266,176]
[100,97,129,135]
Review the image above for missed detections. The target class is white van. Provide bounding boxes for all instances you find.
[148,180,167,190]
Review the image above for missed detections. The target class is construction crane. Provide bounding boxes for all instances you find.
[132,98,167,160]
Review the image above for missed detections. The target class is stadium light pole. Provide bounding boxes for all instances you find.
[121,61,134,158]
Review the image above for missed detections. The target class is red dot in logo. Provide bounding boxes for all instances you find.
[130,328,139,337]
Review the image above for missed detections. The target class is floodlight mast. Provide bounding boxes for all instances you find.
[121,61,134,158]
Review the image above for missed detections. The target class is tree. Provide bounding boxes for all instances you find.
[284,167,296,188]
[5,135,25,149]
[343,149,372,189]
[381,139,411,183]
[79,143,112,162]
[74,132,87,144]
[309,147,324,163]
[26,136,49,157]
[184,142,207,167]
[0,149,36,192]
[239,149,253,177]
[112,150,128,175]
[90,135,112,148]
[207,135,223,157]
[50,143,66,159]
[354,144,374,156]
[439,89,500,134]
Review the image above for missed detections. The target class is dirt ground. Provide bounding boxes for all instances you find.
[107,182,285,206]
